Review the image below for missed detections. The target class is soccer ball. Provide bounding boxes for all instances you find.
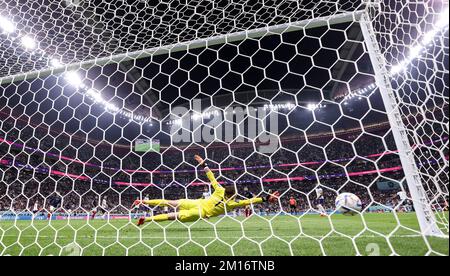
[335,193,362,215]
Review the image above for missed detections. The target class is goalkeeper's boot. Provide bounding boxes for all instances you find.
[137,217,145,226]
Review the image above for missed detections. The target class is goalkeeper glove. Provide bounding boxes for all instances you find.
[263,191,280,203]
[200,160,209,169]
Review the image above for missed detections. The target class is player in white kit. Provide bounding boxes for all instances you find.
[32,201,40,218]
[100,196,108,219]
[315,187,327,217]
[163,206,169,214]
[101,197,108,209]
[397,191,407,201]
[202,187,211,200]
[396,190,408,212]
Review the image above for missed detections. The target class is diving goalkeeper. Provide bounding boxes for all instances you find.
[133,155,280,226]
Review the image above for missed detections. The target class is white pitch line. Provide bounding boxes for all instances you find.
[1,234,431,239]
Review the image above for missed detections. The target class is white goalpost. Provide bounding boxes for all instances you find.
[0,0,448,256]
[360,9,445,237]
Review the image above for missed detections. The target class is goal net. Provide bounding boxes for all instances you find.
[0,0,448,256]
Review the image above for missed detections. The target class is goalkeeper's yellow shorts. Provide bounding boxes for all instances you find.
[178,199,203,210]
[176,199,205,222]
[178,208,203,222]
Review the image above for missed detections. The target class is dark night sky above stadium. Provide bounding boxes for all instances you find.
[0,20,386,144]
[0,0,447,146]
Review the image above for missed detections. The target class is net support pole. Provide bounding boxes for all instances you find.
[359,11,445,237]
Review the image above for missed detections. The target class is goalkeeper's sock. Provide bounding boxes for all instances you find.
[144,199,171,207]
[145,214,170,222]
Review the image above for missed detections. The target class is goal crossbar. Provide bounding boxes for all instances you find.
[0,10,363,85]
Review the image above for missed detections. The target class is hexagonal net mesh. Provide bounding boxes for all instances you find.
[0,0,448,256]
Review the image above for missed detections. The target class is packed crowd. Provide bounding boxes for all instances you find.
[0,117,448,216]
[0,168,412,215]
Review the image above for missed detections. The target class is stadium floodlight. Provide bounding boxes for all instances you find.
[390,7,449,76]
[105,103,120,112]
[390,63,405,75]
[50,58,62,67]
[307,103,316,110]
[86,89,102,102]
[436,8,449,28]
[409,45,423,59]
[0,16,15,34]
[85,87,154,124]
[20,35,36,50]
[193,114,201,121]
[423,29,438,45]
[64,71,84,88]
[169,119,182,126]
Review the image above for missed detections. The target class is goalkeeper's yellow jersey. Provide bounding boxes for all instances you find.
[200,171,263,218]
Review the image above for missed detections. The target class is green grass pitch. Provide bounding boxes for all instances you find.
[0,213,448,256]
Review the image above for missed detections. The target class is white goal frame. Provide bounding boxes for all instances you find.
[360,11,445,237]
[0,11,364,85]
